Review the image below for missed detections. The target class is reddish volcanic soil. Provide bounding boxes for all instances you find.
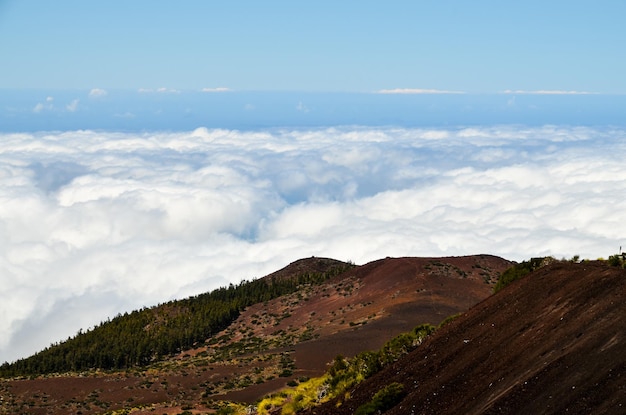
[308,261,626,415]
[0,255,512,414]
[218,255,510,402]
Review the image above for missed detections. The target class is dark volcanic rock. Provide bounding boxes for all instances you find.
[309,261,626,415]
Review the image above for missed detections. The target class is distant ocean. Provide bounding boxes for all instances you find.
[2,90,625,132]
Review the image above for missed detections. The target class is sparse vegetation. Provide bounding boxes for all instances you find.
[607,254,625,268]
[495,253,626,294]
[1,262,354,377]
[354,382,406,415]
[255,323,435,414]
[494,257,554,293]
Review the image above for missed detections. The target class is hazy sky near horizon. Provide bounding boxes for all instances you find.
[2,0,626,93]
[2,2,626,365]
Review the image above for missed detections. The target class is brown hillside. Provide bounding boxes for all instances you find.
[218,255,510,403]
[0,255,511,414]
[310,261,626,415]
[262,256,349,282]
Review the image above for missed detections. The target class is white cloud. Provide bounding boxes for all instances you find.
[33,96,55,113]
[156,87,180,93]
[138,87,180,94]
[201,87,231,92]
[66,99,79,112]
[89,88,108,98]
[377,88,466,94]
[33,96,80,113]
[1,125,626,363]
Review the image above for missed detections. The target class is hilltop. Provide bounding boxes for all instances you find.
[0,254,510,414]
[309,260,626,415]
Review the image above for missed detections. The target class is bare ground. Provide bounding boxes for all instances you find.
[308,261,626,415]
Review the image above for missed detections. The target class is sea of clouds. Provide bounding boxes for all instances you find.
[2,125,626,363]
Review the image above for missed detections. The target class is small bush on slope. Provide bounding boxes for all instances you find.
[607,254,626,268]
[494,257,554,293]
[494,254,626,294]
[354,382,406,415]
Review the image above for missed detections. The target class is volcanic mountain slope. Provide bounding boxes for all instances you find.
[216,254,510,402]
[309,261,626,415]
[0,255,510,415]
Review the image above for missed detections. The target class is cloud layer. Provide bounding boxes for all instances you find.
[1,125,626,363]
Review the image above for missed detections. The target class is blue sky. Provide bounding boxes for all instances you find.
[2,0,626,93]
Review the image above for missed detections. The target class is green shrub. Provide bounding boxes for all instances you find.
[279,368,293,377]
[494,257,552,293]
[354,382,406,415]
[608,254,623,267]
